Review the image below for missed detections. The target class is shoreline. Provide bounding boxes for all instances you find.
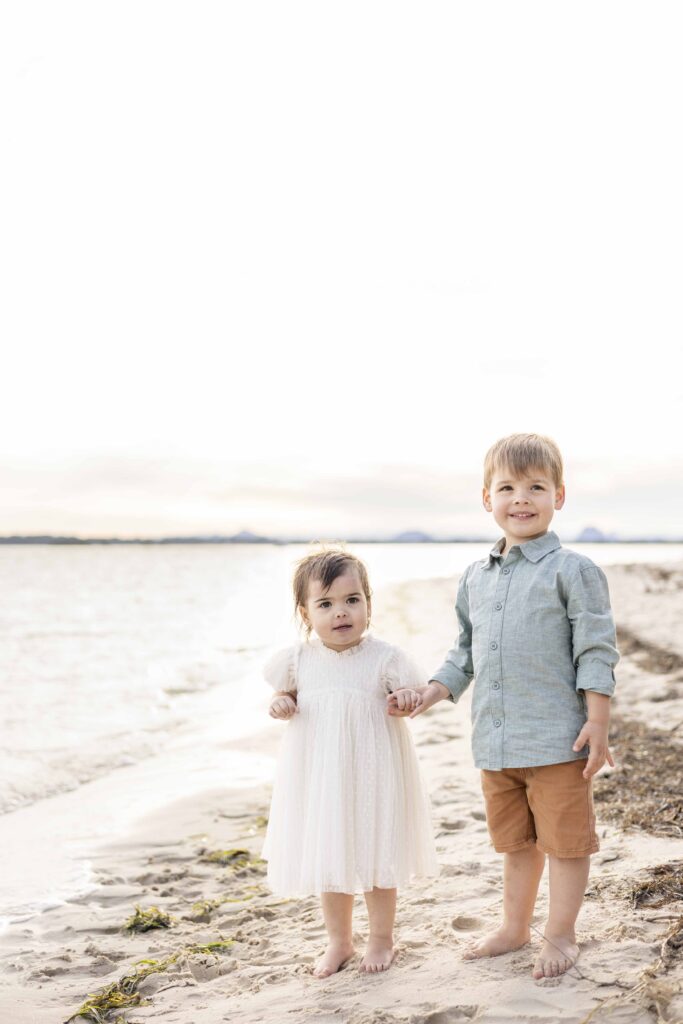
[2,561,683,1023]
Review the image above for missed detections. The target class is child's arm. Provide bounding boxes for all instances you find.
[573,691,614,779]
[269,690,298,720]
[264,647,298,720]
[567,564,619,778]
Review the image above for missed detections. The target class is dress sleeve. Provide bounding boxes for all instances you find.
[381,646,425,696]
[263,646,298,693]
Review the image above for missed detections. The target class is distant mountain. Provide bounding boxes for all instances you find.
[575,526,619,543]
[391,530,436,543]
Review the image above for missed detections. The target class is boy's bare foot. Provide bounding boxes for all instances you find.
[313,941,355,978]
[359,936,396,973]
[532,936,579,979]
[462,925,530,960]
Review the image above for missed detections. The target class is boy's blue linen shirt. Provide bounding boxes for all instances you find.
[431,531,619,771]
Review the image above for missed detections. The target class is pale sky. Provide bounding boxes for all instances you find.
[2,2,682,538]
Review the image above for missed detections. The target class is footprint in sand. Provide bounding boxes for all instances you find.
[451,916,482,931]
[439,820,467,832]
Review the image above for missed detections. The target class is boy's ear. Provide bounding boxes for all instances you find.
[482,486,492,512]
[555,484,566,510]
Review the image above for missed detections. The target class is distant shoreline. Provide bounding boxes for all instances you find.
[1,536,681,546]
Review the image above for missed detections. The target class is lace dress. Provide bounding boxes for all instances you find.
[261,634,438,896]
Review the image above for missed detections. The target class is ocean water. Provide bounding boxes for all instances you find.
[1,541,681,923]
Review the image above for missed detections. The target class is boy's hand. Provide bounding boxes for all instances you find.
[269,694,297,720]
[573,721,615,779]
[405,680,451,719]
[386,688,422,716]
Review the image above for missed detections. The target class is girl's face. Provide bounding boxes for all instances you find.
[299,569,369,651]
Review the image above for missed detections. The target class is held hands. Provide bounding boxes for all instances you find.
[269,693,297,720]
[573,720,615,779]
[386,687,422,716]
[386,680,451,718]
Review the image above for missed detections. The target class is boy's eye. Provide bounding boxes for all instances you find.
[531,484,545,491]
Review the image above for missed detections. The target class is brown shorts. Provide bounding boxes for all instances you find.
[480,759,599,858]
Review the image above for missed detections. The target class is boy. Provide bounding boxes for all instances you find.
[390,433,619,979]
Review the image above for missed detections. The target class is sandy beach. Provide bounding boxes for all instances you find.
[2,561,683,1024]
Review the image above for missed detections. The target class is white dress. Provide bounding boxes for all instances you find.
[262,634,439,896]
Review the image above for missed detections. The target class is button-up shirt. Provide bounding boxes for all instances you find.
[431,531,619,770]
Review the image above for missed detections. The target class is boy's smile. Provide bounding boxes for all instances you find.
[483,467,565,552]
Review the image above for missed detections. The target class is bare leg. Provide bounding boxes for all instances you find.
[313,892,355,978]
[464,845,545,959]
[532,855,589,979]
[360,887,397,973]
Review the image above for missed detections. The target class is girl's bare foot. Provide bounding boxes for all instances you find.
[312,940,355,978]
[462,925,530,960]
[532,936,579,979]
[359,936,396,973]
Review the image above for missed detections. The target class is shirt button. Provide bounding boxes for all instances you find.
[490,641,498,650]
[492,682,500,690]
[502,568,510,575]
[494,602,503,610]
[494,719,502,727]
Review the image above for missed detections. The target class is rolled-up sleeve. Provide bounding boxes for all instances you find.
[431,568,474,702]
[567,565,619,696]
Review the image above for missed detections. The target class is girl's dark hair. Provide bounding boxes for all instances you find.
[293,547,372,637]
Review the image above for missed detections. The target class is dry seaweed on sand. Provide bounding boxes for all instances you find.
[586,861,683,913]
[123,905,173,933]
[593,715,683,838]
[65,941,234,1023]
[628,863,683,909]
[200,847,251,867]
[199,847,266,873]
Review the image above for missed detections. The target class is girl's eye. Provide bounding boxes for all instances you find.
[347,597,359,604]
[319,601,331,609]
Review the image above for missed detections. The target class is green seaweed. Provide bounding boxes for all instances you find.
[201,848,251,867]
[65,940,234,1023]
[124,905,173,932]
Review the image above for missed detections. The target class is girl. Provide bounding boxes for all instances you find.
[262,548,438,978]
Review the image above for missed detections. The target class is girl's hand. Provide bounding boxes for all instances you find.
[269,694,297,720]
[386,688,422,716]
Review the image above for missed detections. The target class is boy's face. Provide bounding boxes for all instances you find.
[299,570,369,652]
[483,465,565,550]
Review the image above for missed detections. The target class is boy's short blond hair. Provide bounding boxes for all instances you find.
[484,433,564,490]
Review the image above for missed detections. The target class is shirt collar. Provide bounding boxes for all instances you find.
[483,530,562,568]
